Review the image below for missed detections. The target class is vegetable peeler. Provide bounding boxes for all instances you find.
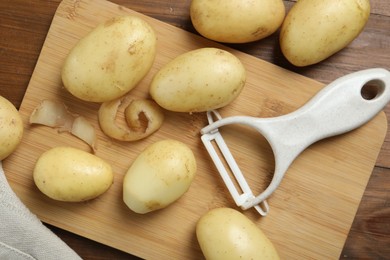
[200,68,390,216]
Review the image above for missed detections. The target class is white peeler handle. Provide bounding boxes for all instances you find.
[268,68,390,146]
[201,68,390,215]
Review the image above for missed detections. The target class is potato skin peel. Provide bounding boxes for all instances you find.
[29,99,97,152]
[98,97,164,141]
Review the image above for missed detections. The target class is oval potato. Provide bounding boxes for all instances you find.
[0,96,23,160]
[150,48,246,112]
[123,139,196,214]
[62,15,157,102]
[33,146,113,202]
[280,0,370,66]
[190,0,285,43]
[197,207,280,260]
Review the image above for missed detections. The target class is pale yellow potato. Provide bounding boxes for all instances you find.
[33,146,113,202]
[196,208,280,260]
[150,48,246,112]
[123,139,197,214]
[0,96,23,161]
[280,0,370,67]
[190,0,285,43]
[62,15,157,102]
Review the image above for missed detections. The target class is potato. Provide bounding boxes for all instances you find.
[196,208,280,260]
[123,139,196,214]
[190,0,285,43]
[150,48,246,112]
[33,146,113,202]
[0,96,23,160]
[280,0,370,67]
[62,15,157,102]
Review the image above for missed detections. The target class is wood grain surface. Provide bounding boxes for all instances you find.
[0,0,389,259]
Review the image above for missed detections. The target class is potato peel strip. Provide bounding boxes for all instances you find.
[98,97,164,141]
[29,100,97,152]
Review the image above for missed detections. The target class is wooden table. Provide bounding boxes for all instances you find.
[1,0,389,259]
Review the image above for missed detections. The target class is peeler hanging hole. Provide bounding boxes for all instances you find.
[360,79,385,100]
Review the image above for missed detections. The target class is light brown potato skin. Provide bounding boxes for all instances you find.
[98,98,164,141]
[190,0,285,43]
[280,0,370,67]
[0,96,23,160]
[33,146,113,202]
[150,48,246,113]
[196,208,280,260]
[62,15,157,102]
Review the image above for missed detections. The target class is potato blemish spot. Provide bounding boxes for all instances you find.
[104,17,121,27]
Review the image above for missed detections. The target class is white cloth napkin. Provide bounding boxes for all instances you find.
[0,161,82,260]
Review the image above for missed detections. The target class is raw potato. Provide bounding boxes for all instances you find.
[280,0,370,67]
[150,48,246,112]
[123,139,197,214]
[0,96,23,160]
[33,146,113,202]
[190,0,285,43]
[62,15,157,102]
[196,208,280,260]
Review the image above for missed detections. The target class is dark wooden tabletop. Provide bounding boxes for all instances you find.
[1,0,389,259]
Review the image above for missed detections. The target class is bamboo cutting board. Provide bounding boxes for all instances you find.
[3,0,388,259]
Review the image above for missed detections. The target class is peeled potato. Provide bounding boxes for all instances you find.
[123,139,197,214]
[0,96,23,160]
[280,0,370,66]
